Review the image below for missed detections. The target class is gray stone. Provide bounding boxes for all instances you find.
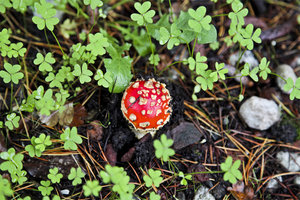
[239,96,281,130]
[295,176,300,186]
[224,64,250,85]
[166,122,203,150]
[229,50,259,70]
[276,151,300,172]
[193,186,215,200]
[266,176,282,189]
[276,64,297,94]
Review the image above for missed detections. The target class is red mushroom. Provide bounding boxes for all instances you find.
[121,78,172,139]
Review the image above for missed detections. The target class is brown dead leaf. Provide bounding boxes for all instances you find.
[228,181,255,200]
[87,120,103,141]
[69,104,87,127]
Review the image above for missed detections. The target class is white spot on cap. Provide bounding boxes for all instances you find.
[139,122,150,128]
[151,95,157,100]
[162,88,167,93]
[129,96,135,103]
[156,89,161,95]
[133,82,139,88]
[147,110,153,115]
[156,109,162,116]
[144,80,154,89]
[161,95,166,101]
[129,114,137,121]
[141,110,146,115]
[139,97,148,105]
[137,91,142,95]
[152,89,156,93]
[155,83,160,88]
[157,119,163,125]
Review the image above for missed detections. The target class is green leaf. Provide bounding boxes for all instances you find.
[83,0,103,9]
[72,63,93,84]
[86,33,109,56]
[83,180,102,197]
[60,127,82,150]
[153,134,175,162]
[68,167,85,186]
[249,67,259,82]
[149,54,160,65]
[0,63,24,84]
[131,1,155,25]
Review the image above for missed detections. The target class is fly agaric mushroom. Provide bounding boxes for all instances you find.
[121,78,172,139]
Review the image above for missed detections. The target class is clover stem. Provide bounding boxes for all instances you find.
[168,0,174,21]
[144,25,156,73]
[236,48,246,70]
[10,82,13,112]
[157,0,162,17]
[191,38,197,57]
[158,61,184,76]
[51,31,66,57]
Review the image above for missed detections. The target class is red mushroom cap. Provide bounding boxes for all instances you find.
[121,78,172,138]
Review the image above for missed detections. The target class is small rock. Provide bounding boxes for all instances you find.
[239,96,281,130]
[294,176,300,186]
[276,151,300,172]
[176,192,186,200]
[166,122,204,150]
[193,185,215,200]
[224,64,251,85]
[266,176,282,189]
[276,64,297,94]
[229,50,259,70]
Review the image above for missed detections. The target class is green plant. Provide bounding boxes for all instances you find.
[60,127,83,150]
[5,113,20,130]
[143,169,163,188]
[0,148,24,174]
[48,167,63,184]
[0,63,24,84]
[83,0,103,9]
[5,42,26,58]
[68,167,85,186]
[131,1,155,26]
[99,165,135,199]
[94,69,113,88]
[240,24,261,50]
[86,33,109,56]
[72,63,93,84]
[284,77,300,100]
[11,169,27,185]
[35,133,52,152]
[38,180,53,196]
[188,6,212,33]
[149,191,161,200]
[32,0,59,31]
[153,134,175,162]
[0,175,13,200]
[83,180,101,197]
[159,24,182,50]
[34,52,55,72]
[220,156,242,184]
[178,171,192,186]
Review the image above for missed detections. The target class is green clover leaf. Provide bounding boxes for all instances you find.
[34,133,52,152]
[220,156,243,184]
[249,67,259,82]
[188,6,212,33]
[0,175,13,199]
[86,33,109,56]
[83,180,102,197]
[150,192,161,200]
[32,0,59,31]
[38,180,53,196]
[153,134,175,162]
[149,54,160,65]
[0,148,24,174]
[34,52,55,72]
[159,24,182,49]
[83,0,103,9]
[131,1,155,26]
[143,169,163,188]
[60,127,83,150]
[94,69,113,88]
[45,72,64,88]
[210,62,228,81]
[241,63,250,76]
[0,63,24,84]
[7,42,26,58]
[188,52,208,74]
[284,77,300,100]
[241,24,261,50]
[5,113,20,130]
[68,167,85,186]
[258,57,271,80]
[48,167,63,184]
[0,0,12,13]
[196,70,215,91]
[73,63,93,84]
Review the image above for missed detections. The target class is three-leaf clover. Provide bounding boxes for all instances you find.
[153,134,175,162]
[0,0,12,14]
[34,52,55,72]
[150,192,161,200]
[0,63,24,84]
[45,72,64,88]
[196,70,216,91]
[32,0,59,31]
[241,63,259,82]
[188,6,212,33]
[188,52,208,74]
[94,69,113,88]
[159,24,182,49]
[228,2,248,28]
[11,169,27,185]
[35,88,56,116]
[0,175,13,200]
[210,62,228,81]
[35,133,52,152]
[83,0,103,9]
[258,57,271,80]
[83,180,102,197]
[0,148,24,174]
[7,42,26,58]
[68,167,85,186]
[178,171,192,186]
[86,33,109,56]
[73,63,93,84]
[131,1,155,26]
[149,54,160,65]
[25,136,43,157]
[143,169,163,188]
[60,127,83,150]
[284,77,300,100]
[48,167,63,184]
[5,113,20,130]
[240,24,261,50]
[38,180,53,196]
[220,156,243,184]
